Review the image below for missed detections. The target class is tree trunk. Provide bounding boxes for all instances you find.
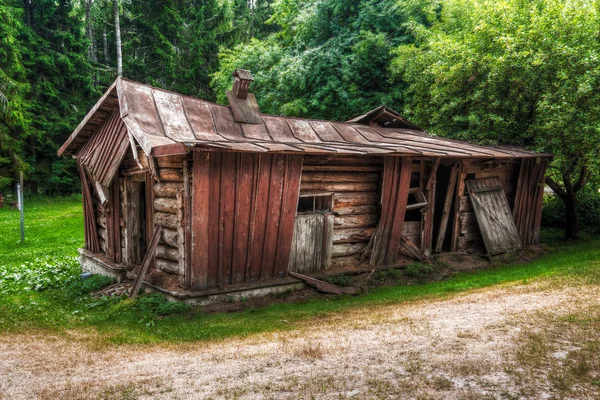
[545,163,590,241]
[564,190,579,240]
[113,0,122,77]
[23,0,32,26]
[103,28,109,64]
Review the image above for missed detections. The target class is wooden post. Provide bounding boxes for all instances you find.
[18,171,24,243]
[435,164,459,253]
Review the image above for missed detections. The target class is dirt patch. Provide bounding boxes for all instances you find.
[1,281,599,399]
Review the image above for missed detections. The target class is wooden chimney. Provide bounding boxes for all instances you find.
[232,69,254,100]
[227,69,263,124]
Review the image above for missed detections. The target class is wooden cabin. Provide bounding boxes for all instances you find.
[59,71,550,303]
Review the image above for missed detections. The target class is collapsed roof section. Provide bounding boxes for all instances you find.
[59,77,545,159]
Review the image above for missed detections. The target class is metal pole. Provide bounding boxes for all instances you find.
[19,171,24,243]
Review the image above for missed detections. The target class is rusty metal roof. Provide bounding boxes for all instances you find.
[59,78,547,159]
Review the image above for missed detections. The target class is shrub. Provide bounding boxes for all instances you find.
[66,275,115,297]
[0,256,80,294]
[542,190,600,235]
[323,274,352,287]
[133,293,190,319]
[403,262,433,277]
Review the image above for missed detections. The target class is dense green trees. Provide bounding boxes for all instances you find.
[213,0,438,120]
[392,0,600,239]
[0,0,598,239]
[0,0,273,194]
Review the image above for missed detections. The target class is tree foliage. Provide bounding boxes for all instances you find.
[212,0,439,120]
[392,0,600,238]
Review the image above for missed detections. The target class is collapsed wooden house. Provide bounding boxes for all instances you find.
[59,71,550,302]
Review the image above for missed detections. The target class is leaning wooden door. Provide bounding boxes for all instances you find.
[465,177,521,258]
[288,214,334,273]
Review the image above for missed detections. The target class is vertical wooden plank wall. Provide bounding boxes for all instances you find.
[191,151,303,290]
[300,155,383,269]
[370,156,412,266]
[513,157,548,246]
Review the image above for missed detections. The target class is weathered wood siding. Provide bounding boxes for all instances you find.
[513,157,549,246]
[288,214,334,273]
[191,151,303,290]
[300,155,382,267]
[453,159,521,252]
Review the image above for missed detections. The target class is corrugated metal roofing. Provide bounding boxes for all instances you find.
[59,77,547,159]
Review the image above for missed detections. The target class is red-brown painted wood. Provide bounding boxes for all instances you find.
[274,155,303,278]
[231,153,255,283]
[207,152,222,287]
[191,150,210,289]
[219,152,237,285]
[261,155,286,278]
[246,154,271,281]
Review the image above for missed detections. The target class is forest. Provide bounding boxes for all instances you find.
[0,0,599,238]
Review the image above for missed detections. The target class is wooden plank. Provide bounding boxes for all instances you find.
[385,157,412,265]
[206,152,222,287]
[333,204,378,216]
[465,177,521,258]
[180,157,190,288]
[129,226,163,299]
[451,166,466,252]
[124,179,142,266]
[301,172,380,183]
[435,165,458,253]
[191,150,211,289]
[421,158,440,255]
[399,235,427,262]
[274,155,304,278]
[219,152,237,285]
[334,214,378,229]
[300,182,378,193]
[289,272,358,295]
[247,154,272,281]
[334,192,380,208]
[333,228,375,243]
[301,165,383,172]
[231,153,254,283]
[260,155,285,279]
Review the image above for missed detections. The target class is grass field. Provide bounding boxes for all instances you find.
[1,197,600,346]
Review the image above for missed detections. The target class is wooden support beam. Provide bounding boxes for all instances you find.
[421,158,440,256]
[434,164,458,253]
[129,225,163,299]
[451,164,466,252]
[289,271,358,295]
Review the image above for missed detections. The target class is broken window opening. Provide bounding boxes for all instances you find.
[297,193,334,215]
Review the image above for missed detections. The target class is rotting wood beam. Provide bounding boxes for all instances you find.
[435,164,459,253]
[129,225,163,299]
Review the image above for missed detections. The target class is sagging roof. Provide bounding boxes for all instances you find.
[59,77,545,159]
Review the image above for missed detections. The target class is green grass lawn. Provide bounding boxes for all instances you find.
[1,197,599,346]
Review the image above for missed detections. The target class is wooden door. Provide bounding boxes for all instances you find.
[465,177,521,258]
[288,213,333,273]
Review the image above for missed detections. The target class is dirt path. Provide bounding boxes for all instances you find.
[1,281,599,399]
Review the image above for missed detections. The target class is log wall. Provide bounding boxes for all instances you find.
[152,155,186,278]
[300,155,383,265]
